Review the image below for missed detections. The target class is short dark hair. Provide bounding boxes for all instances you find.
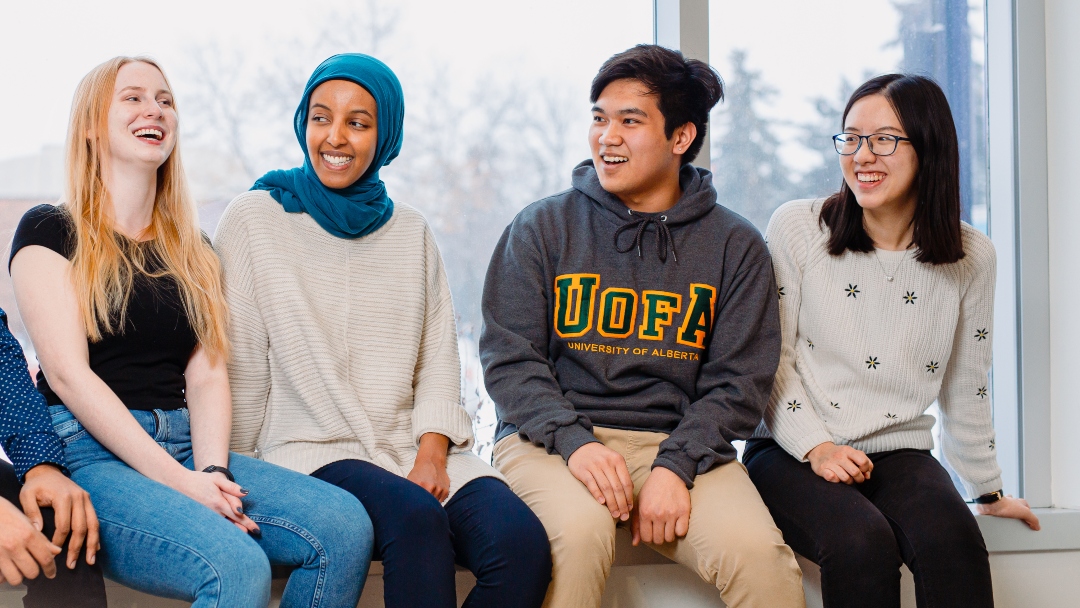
[590,44,724,165]
[819,74,964,265]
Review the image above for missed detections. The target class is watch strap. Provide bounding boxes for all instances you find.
[202,465,235,483]
[973,490,1004,504]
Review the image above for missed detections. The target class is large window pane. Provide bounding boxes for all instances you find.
[0,0,652,458]
[709,0,987,234]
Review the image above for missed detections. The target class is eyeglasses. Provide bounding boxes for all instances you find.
[832,133,911,156]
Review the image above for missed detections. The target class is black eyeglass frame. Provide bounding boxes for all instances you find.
[832,133,912,156]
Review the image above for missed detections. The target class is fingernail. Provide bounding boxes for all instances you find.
[236,506,244,515]
[240,488,250,495]
[250,528,262,539]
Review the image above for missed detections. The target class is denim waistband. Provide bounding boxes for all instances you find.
[48,405,191,444]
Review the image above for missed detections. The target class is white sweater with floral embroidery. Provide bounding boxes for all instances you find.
[216,191,502,502]
[752,199,1002,497]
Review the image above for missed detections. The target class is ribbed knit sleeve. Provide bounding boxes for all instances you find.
[937,229,1002,497]
[411,226,474,450]
[215,202,271,455]
[762,201,835,460]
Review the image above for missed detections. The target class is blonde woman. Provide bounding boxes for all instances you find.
[8,56,373,608]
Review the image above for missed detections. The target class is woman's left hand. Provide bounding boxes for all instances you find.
[407,433,451,501]
[976,495,1041,530]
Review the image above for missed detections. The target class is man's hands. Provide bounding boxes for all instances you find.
[0,497,60,585]
[568,442,634,521]
[631,466,690,546]
[20,464,99,570]
[407,433,451,502]
[807,442,873,484]
[976,495,1041,530]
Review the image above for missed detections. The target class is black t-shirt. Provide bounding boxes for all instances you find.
[9,204,197,411]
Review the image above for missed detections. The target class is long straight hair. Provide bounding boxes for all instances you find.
[64,56,229,359]
[819,74,964,264]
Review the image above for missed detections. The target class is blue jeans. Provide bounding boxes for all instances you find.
[51,405,374,608]
[313,459,551,608]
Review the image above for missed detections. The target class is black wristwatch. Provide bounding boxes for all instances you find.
[972,490,1003,505]
[202,465,235,483]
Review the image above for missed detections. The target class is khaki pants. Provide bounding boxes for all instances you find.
[493,427,805,608]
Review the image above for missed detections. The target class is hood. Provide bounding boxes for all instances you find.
[571,160,718,228]
[571,160,719,262]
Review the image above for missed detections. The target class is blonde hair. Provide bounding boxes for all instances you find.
[64,56,229,360]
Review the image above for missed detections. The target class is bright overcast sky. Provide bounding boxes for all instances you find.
[0,0,908,164]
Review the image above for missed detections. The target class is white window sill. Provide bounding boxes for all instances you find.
[976,507,1080,552]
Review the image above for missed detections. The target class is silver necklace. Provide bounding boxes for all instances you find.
[873,249,908,282]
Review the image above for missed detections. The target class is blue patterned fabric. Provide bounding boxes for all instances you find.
[251,53,404,239]
[0,308,66,481]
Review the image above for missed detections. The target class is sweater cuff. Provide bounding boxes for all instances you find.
[966,476,1004,500]
[552,423,599,462]
[786,431,837,463]
[412,399,475,450]
[652,451,697,489]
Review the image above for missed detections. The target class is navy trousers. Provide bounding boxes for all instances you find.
[312,459,551,608]
[0,460,107,608]
[744,439,993,608]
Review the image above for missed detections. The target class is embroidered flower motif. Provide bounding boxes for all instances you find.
[778,286,786,299]
[989,439,996,450]
[977,386,988,399]
[845,284,861,298]
[926,361,939,374]
[975,328,989,341]
[786,400,801,412]
[885,413,898,419]
[806,338,814,350]
[830,402,840,409]
[904,291,918,304]
[866,356,879,369]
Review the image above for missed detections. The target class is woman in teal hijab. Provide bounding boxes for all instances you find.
[217,54,552,608]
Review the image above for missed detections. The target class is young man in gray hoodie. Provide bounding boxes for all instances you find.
[480,45,805,608]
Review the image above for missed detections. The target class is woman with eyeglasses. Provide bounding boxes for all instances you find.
[743,74,1039,608]
[8,56,373,607]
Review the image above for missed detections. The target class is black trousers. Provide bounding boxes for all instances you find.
[313,459,551,608]
[0,461,106,608]
[743,439,993,608]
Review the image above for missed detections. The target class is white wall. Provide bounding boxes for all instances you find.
[1045,0,1080,510]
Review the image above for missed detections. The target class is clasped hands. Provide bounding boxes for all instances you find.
[568,442,690,546]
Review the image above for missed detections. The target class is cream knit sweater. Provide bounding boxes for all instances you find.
[752,199,1002,497]
[216,190,501,501]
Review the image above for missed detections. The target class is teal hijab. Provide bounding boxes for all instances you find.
[252,54,403,238]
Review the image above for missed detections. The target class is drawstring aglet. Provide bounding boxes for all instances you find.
[637,245,642,258]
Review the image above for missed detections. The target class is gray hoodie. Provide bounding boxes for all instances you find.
[480,161,780,486]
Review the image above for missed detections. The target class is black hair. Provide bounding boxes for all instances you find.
[819,73,964,264]
[590,44,724,165]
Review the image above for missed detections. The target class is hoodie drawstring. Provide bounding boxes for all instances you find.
[613,209,678,263]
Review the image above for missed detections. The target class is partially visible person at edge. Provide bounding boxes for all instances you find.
[8,56,373,608]
[0,308,106,608]
[216,53,551,608]
[744,73,1040,608]
[480,44,806,608]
